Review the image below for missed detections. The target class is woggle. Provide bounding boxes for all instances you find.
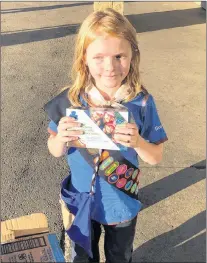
[116,164,127,175]
[108,174,119,184]
[130,183,137,194]
[125,168,134,179]
[124,180,133,191]
[116,178,127,188]
[132,169,138,180]
[100,157,114,171]
[105,162,119,176]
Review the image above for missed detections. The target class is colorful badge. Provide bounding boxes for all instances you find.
[135,185,139,195]
[100,151,109,162]
[124,180,133,191]
[116,164,127,175]
[100,157,114,171]
[136,171,141,183]
[132,169,138,180]
[125,168,134,179]
[116,178,127,188]
[108,174,119,184]
[105,161,119,176]
[130,183,137,194]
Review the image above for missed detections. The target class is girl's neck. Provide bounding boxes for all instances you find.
[95,85,121,101]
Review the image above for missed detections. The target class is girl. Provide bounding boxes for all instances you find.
[46,8,168,263]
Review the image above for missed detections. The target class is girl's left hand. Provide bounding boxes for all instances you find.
[113,123,140,148]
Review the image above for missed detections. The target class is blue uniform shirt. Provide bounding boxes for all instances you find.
[48,92,168,224]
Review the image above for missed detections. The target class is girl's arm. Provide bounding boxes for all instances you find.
[48,134,68,158]
[134,136,163,165]
[114,123,164,165]
[47,116,83,158]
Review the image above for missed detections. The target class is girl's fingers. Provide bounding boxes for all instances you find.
[59,116,77,124]
[59,122,82,131]
[115,124,138,135]
[60,130,83,137]
[113,134,131,143]
[116,123,137,129]
[115,140,131,147]
[115,127,137,135]
[60,136,79,143]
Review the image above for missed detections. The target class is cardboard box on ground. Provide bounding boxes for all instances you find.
[1,213,65,262]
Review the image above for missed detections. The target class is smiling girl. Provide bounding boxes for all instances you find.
[46,8,168,263]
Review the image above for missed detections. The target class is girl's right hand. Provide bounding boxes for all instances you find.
[56,116,83,143]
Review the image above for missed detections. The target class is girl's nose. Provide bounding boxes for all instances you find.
[104,57,115,71]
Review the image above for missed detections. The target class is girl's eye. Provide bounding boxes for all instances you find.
[93,56,102,60]
[115,55,122,59]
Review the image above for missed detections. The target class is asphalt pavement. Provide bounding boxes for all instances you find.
[1,2,206,262]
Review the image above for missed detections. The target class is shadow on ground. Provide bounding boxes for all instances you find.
[133,160,206,262]
[133,210,206,262]
[126,7,206,33]
[1,24,80,46]
[2,7,206,46]
[1,2,92,14]
[139,160,206,209]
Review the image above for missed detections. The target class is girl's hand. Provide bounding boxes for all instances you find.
[113,123,140,148]
[56,116,83,143]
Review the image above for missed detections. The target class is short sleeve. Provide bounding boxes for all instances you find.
[140,95,168,145]
[48,120,58,136]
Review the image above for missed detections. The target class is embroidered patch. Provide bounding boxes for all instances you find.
[125,168,134,179]
[132,169,138,180]
[116,178,127,188]
[116,164,127,175]
[124,180,133,191]
[108,174,119,184]
[105,162,119,176]
[100,157,114,171]
[130,183,137,194]
[135,185,139,195]
[100,150,109,162]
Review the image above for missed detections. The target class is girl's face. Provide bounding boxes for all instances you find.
[85,35,132,91]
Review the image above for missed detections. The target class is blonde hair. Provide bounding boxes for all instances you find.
[68,8,143,107]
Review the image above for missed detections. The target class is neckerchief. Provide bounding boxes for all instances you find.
[86,84,130,108]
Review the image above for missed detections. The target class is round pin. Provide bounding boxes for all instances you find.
[132,169,138,180]
[108,174,119,184]
[130,183,137,194]
[116,164,127,175]
[124,180,133,191]
[116,178,127,188]
[105,161,119,176]
[125,168,134,179]
[135,185,139,195]
[100,157,114,171]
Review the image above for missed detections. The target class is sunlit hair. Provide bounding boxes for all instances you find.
[68,8,144,107]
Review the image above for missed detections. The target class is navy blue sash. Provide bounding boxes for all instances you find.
[44,89,142,200]
[44,89,146,257]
